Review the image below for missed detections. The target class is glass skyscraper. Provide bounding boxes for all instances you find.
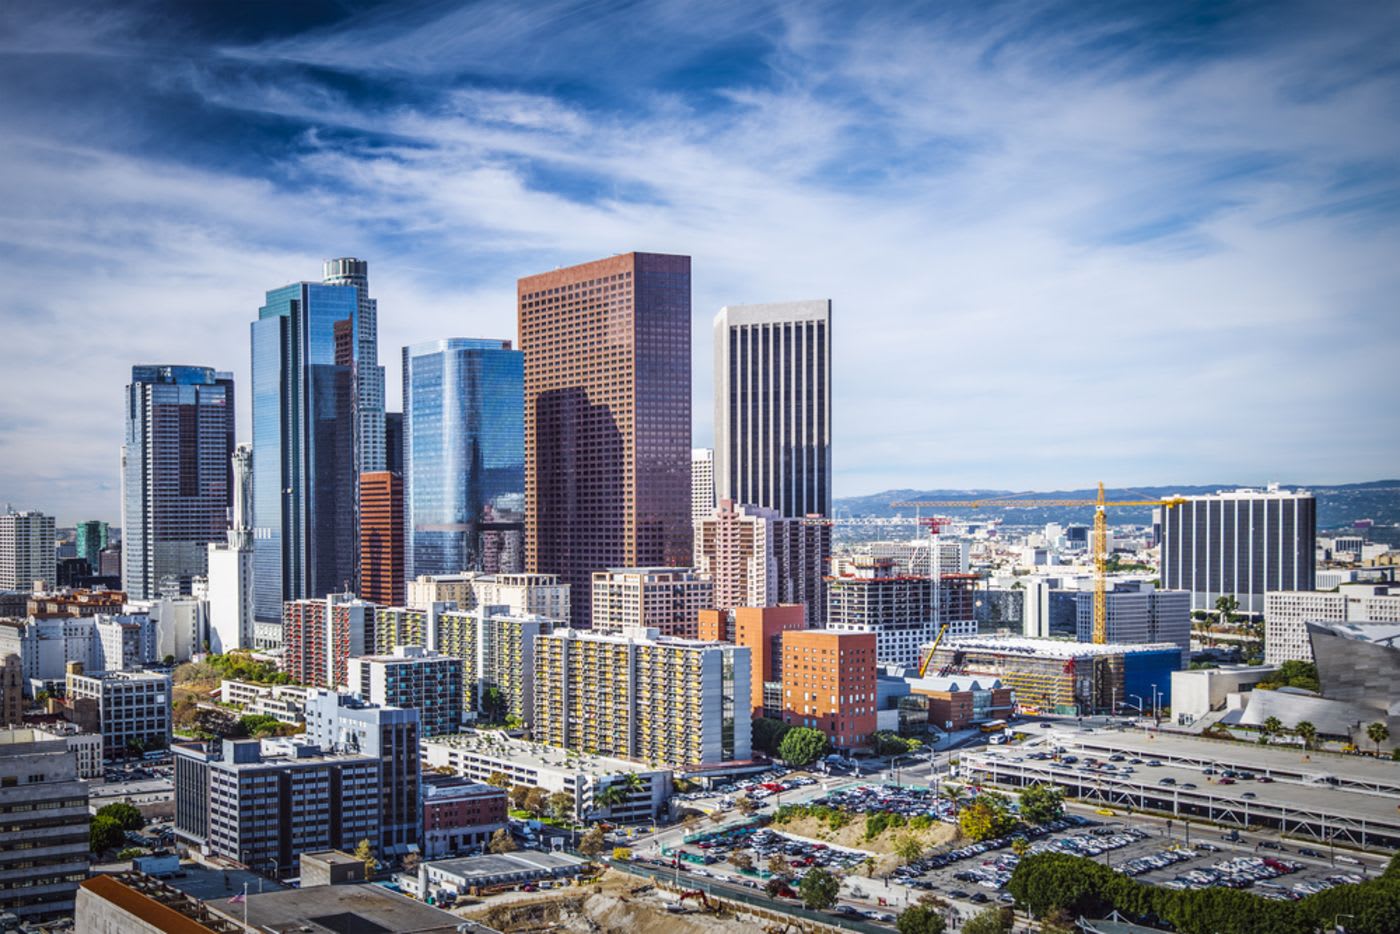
[121,365,235,599]
[403,339,524,578]
[251,281,361,621]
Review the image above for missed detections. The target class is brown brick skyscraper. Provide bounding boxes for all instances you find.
[519,252,692,625]
[358,470,403,606]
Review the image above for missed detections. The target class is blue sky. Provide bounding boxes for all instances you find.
[1,0,1398,525]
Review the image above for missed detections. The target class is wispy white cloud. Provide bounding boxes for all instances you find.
[0,0,1398,524]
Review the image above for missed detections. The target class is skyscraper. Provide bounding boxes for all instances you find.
[714,300,832,519]
[207,445,254,653]
[322,258,386,474]
[403,339,524,578]
[0,510,55,592]
[251,277,360,620]
[121,366,235,599]
[359,471,404,606]
[519,252,692,624]
[74,521,109,569]
[1158,486,1317,614]
[384,411,404,474]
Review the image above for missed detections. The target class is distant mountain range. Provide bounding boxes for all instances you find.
[834,481,1400,531]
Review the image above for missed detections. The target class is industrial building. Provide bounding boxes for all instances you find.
[924,636,1182,716]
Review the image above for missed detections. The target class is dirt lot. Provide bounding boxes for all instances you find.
[460,870,829,933]
[773,814,958,874]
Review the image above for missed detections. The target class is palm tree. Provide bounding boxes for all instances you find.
[1367,722,1390,757]
[942,784,963,807]
[1294,721,1317,751]
[592,784,626,819]
[1261,716,1283,743]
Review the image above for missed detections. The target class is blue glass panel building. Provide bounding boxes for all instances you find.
[403,339,524,578]
[252,282,361,621]
[121,366,235,599]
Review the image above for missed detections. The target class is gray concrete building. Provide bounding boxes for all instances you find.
[0,728,90,920]
[0,509,56,593]
[65,667,171,759]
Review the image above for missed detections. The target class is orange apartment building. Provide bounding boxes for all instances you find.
[781,630,878,750]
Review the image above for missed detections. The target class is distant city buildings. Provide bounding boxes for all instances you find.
[121,365,235,599]
[402,338,524,578]
[691,448,715,525]
[322,258,387,475]
[74,521,109,570]
[1075,585,1192,660]
[520,252,693,625]
[713,300,832,519]
[0,509,56,592]
[1158,486,1317,614]
[591,567,712,638]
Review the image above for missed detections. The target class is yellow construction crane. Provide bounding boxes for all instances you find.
[917,622,950,677]
[891,483,1185,644]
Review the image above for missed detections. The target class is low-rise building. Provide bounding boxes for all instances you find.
[1169,665,1281,724]
[218,680,308,725]
[421,774,508,859]
[0,728,91,921]
[28,723,103,778]
[902,674,1015,732]
[421,731,670,823]
[65,665,171,759]
[300,850,367,888]
[75,873,243,934]
[412,851,587,901]
[780,630,878,750]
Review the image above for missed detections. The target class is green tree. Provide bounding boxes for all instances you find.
[96,802,145,831]
[547,790,575,822]
[798,866,841,910]
[1011,838,1030,857]
[90,815,126,853]
[1215,595,1239,626]
[728,850,755,872]
[593,784,627,815]
[778,726,829,766]
[961,906,1014,934]
[1019,783,1064,824]
[765,876,790,897]
[237,713,284,737]
[896,903,948,934]
[162,654,176,667]
[861,856,877,877]
[523,786,548,816]
[1367,721,1390,756]
[893,832,924,865]
[579,825,606,857]
[508,783,532,810]
[488,827,517,854]
[767,854,791,879]
[736,796,758,816]
[480,686,508,723]
[353,838,376,878]
[752,717,791,755]
[1294,721,1317,750]
[486,770,511,789]
[1261,716,1284,743]
[958,793,1015,842]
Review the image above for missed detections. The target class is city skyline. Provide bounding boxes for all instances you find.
[3,1,1400,523]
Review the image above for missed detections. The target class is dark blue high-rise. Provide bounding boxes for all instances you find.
[402,338,524,578]
[251,280,360,621]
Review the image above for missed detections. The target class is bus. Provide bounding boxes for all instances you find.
[979,720,1009,734]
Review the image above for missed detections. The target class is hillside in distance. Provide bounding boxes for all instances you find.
[836,481,1400,531]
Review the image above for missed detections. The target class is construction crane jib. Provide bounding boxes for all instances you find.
[890,483,1185,645]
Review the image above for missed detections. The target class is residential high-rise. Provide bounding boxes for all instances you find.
[251,275,361,621]
[695,500,777,612]
[403,339,524,578]
[781,630,878,750]
[0,729,90,921]
[591,567,712,638]
[826,559,938,667]
[359,471,404,606]
[519,252,692,625]
[713,300,832,519]
[691,448,715,525]
[347,646,463,737]
[74,521,109,569]
[1158,486,1316,614]
[322,258,386,474]
[0,509,55,592]
[281,594,377,688]
[207,444,254,653]
[534,627,750,769]
[405,571,569,623]
[303,690,421,859]
[121,366,235,599]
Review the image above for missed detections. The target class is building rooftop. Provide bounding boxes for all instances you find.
[79,874,239,934]
[424,730,662,777]
[207,883,464,934]
[939,636,1182,658]
[427,850,586,881]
